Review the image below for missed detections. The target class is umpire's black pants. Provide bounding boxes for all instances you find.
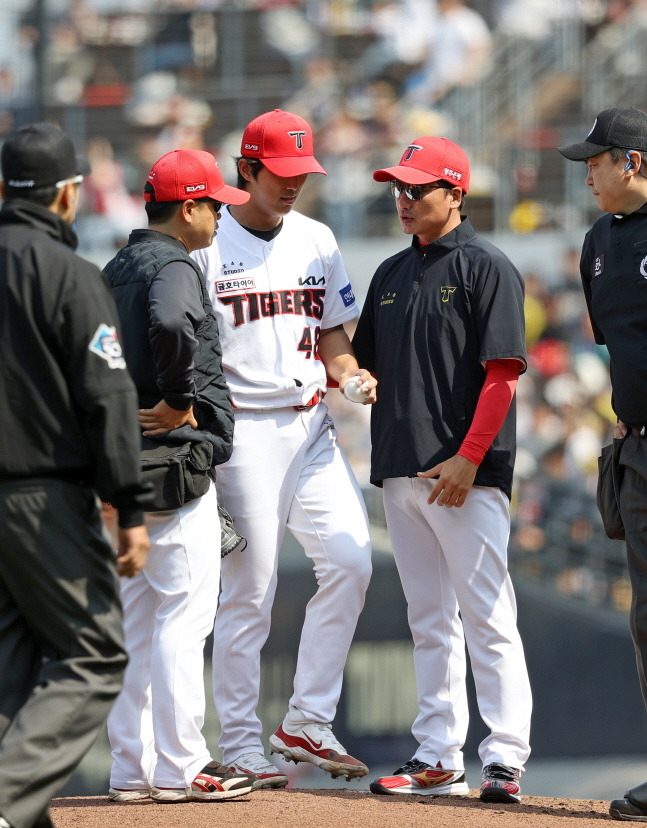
[619,436,647,710]
[0,479,127,828]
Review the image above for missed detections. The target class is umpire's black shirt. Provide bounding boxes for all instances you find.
[581,203,647,427]
[352,217,525,498]
[0,198,148,525]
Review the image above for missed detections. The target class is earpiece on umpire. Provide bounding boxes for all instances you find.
[624,150,647,178]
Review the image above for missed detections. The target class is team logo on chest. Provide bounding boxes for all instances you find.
[440,286,457,303]
[380,292,396,306]
[640,255,647,279]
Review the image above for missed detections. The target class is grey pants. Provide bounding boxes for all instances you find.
[0,479,127,828]
[619,436,647,708]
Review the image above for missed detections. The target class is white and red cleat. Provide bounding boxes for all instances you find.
[479,762,521,803]
[370,759,469,796]
[269,718,368,781]
[151,760,256,802]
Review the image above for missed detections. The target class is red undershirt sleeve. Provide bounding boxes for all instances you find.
[457,359,522,467]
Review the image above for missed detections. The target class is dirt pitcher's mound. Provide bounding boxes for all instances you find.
[51,788,612,828]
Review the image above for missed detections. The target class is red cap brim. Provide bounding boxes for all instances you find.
[261,155,327,177]
[373,166,443,184]
[213,182,250,205]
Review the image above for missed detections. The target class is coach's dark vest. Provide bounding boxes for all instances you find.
[103,229,234,465]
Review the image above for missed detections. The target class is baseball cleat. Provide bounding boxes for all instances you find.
[269,721,368,781]
[479,762,521,803]
[370,759,469,796]
[229,752,288,790]
[610,797,647,821]
[108,787,150,801]
[609,784,647,822]
[151,760,257,802]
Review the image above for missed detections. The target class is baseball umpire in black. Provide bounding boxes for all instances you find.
[559,106,647,822]
[0,123,150,828]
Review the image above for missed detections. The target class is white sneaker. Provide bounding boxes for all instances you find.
[230,752,288,789]
[269,717,368,781]
[151,760,256,802]
[108,787,150,801]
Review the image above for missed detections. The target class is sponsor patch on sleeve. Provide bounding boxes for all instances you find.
[593,252,605,278]
[89,323,127,369]
[339,283,356,308]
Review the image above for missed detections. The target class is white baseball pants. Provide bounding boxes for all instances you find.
[108,482,220,789]
[382,476,532,771]
[213,403,372,763]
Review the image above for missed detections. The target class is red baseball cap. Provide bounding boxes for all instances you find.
[240,109,326,177]
[144,149,249,204]
[373,136,470,193]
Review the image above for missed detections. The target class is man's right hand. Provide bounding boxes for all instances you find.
[138,399,198,435]
[116,525,150,577]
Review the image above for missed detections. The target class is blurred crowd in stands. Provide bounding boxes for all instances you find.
[2,0,644,242]
[2,0,645,613]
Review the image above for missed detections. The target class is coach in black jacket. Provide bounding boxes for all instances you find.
[102,149,256,803]
[0,123,150,828]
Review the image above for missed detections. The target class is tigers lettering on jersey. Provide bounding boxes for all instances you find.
[219,288,326,326]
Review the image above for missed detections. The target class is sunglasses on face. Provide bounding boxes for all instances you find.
[389,180,451,200]
[213,201,223,213]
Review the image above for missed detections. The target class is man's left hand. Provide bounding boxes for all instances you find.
[418,454,478,507]
[139,400,198,435]
[339,368,377,404]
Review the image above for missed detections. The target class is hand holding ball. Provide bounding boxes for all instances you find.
[343,376,369,404]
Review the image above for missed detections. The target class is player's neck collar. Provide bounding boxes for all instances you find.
[240,218,284,242]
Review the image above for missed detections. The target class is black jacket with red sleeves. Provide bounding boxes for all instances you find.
[352,217,525,497]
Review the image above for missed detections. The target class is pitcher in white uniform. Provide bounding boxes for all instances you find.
[193,109,375,789]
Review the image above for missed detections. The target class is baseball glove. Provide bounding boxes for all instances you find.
[218,503,247,558]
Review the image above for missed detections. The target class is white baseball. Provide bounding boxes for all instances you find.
[344,376,369,404]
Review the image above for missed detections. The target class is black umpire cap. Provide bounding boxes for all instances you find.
[1,122,90,193]
[558,107,647,161]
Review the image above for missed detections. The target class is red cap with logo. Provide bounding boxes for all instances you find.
[241,109,326,177]
[373,136,470,193]
[144,149,249,204]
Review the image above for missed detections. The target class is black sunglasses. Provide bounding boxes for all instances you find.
[389,181,452,201]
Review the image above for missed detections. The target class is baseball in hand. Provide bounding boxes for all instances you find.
[344,376,369,404]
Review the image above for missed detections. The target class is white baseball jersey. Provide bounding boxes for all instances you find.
[193,208,359,409]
